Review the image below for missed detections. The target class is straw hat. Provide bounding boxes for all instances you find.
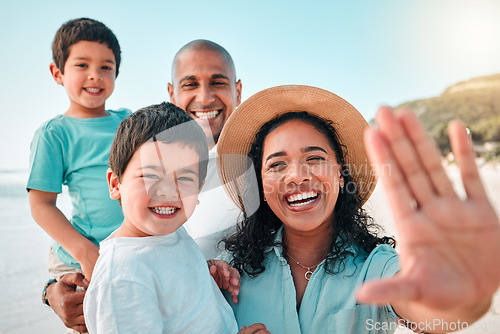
[217,85,376,212]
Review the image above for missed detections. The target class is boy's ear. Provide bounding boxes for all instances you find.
[107,168,121,200]
[167,83,176,104]
[50,63,64,85]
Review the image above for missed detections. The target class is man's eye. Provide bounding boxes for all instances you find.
[212,81,227,86]
[183,83,198,88]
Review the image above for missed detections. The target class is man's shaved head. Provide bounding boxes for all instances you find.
[168,39,242,147]
[171,39,237,83]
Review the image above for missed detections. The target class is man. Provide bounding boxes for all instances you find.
[168,40,243,259]
[45,39,244,332]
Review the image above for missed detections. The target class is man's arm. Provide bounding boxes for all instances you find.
[29,189,99,279]
[46,273,89,333]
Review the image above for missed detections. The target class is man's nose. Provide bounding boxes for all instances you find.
[196,83,215,106]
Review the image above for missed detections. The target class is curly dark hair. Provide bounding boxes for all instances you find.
[223,111,395,277]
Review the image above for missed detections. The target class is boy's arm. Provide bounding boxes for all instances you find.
[29,189,99,280]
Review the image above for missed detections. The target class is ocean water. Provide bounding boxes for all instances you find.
[0,171,66,333]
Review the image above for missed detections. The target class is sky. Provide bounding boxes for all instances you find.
[2,0,500,170]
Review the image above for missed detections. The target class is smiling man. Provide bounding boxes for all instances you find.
[167,40,243,258]
[168,39,242,149]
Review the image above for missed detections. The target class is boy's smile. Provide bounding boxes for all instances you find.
[50,40,116,118]
[109,141,202,238]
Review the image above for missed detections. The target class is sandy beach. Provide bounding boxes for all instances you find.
[1,162,499,334]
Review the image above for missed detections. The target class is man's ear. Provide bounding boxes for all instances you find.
[50,63,64,85]
[235,80,242,106]
[107,168,121,200]
[167,83,176,104]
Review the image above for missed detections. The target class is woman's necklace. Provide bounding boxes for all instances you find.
[287,254,324,281]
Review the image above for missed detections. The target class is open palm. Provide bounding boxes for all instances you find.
[359,107,500,323]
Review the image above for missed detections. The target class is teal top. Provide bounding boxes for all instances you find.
[223,228,400,334]
[27,109,130,268]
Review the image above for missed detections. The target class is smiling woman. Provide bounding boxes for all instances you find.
[217,85,500,333]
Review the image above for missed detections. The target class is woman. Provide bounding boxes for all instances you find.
[217,85,500,333]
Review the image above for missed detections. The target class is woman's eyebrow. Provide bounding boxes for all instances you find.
[265,151,286,162]
[302,146,327,154]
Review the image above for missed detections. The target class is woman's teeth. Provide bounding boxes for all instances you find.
[286,191,318,207]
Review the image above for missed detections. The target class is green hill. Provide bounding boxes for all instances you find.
[397,74,500,157]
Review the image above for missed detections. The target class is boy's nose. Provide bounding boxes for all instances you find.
[148,176,180,201]
[88,68,103,81]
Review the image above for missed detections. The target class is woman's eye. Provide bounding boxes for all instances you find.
[268,162,286,171]
[143,174,159,179]
[307,156,325,163]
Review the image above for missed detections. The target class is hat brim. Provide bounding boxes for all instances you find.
[217,85,376,211]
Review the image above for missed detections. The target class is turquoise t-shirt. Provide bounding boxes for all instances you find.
[223,228,400,334]
[27,109,131,268]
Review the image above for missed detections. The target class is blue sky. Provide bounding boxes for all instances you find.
[2,0,500,169]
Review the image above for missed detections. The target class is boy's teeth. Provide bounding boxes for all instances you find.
[286,191,318,207]
[195,110,219,119]
[152,207,176,215]
[85,88,101,93]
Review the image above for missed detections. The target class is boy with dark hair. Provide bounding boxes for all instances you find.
[27,17,130,288]
[83,102,239,333]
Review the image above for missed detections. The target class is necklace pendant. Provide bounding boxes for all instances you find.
[305,270,313,281]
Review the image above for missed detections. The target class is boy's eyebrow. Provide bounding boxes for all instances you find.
[140,165,162,171]
[140,165,199,176]
[179,167,199,176]
[72,56,116,64]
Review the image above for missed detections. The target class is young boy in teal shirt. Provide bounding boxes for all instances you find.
[27,18,130,282]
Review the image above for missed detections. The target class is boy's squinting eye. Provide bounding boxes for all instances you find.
[177,176,195,182]
[143,174,160,180]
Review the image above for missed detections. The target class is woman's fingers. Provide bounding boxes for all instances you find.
[374,106,435,207]
[364,127,414,221]
[398,109,456,198]
[448,120,487,201]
